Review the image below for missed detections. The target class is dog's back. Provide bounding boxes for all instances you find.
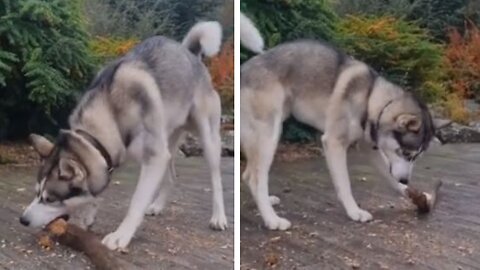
[242,40,353,96]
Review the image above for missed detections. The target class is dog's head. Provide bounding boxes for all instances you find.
[20,130,110,227]
[372,95,447,186]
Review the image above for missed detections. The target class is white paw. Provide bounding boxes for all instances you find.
[144,203,164,216]
[269,195,280,206]
[102,230,134,250]
[209,214,228,231]
[347,208,372,222]
[264,216,291,230]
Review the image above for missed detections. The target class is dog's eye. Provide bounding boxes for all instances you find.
[44,196,56,203]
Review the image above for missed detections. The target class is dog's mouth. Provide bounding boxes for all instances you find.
[45,214,70,228]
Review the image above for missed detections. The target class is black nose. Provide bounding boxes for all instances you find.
[19,216,30,226]
[399,178,409,185]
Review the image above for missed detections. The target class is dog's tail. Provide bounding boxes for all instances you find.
[182,21,222,58]
[240,13,264,54]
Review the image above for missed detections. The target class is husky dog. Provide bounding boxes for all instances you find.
[20,21,228,250]
[240,13,447,230]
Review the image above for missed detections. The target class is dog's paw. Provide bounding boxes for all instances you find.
[265,216,291,230]
[269,195,280,206]
[144,203,164,216]
[347,208,372,223]
[209,214,228,231]
[102,230,133,250]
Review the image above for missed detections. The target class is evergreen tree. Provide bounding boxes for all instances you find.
[241,0,338,51]
[0,0,94,139]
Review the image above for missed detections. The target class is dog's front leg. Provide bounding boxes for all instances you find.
[368,148,409,197]
[102,147,170,250]
[322,135,373,222]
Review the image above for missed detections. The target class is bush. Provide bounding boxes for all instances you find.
[90,36,139,63]
[207,39,234,114]
[241,0,338,62]
[0,0,94,139]
[83,0,224,40]
[333,0,480,41]
[442,93,470,124]
[444,23,480,99]
[408,0,479,41]
[336,15,448,102]
[333,0,414,18]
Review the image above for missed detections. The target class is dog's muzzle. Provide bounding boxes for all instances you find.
[19,216,30,226]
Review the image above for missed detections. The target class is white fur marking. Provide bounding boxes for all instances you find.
[182,21,222,57]
[240,13,264,53]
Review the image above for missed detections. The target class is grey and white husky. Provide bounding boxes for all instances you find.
[240,13,447,230]
[20,21,227,250]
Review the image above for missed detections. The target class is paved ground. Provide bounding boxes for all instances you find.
[241,144,480,270]
[0,157,234,270]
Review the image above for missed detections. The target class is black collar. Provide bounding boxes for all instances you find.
[369,99,395,145]
[75,129,114,173]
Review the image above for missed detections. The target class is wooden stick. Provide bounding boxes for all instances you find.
[38,219,128,270]
[406,179,442,214]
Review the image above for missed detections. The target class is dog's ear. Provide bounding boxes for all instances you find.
[58,158,86,187]
[433,118,452,130]
[58,158,75,180]
[396,114,421,132]
[29,134,54,158]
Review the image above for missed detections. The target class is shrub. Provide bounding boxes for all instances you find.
[241,0,338,62]
[0,0,94,139]
[333,0,480,41]
[408,0,479,41]
[444,23,480,99]
[90,36,139,63]
[336,15,448,102]
[207,39,234,114]
[442,93,470,124]
[83,0,224,40]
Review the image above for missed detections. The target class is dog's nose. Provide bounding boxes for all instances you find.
[19,216,30,226]
[399,178,409,185]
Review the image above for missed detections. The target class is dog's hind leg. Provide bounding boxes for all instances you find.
[241,84,290,230]
[145,129,185,216]
[193,91,228,230]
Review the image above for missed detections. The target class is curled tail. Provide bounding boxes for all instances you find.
[182,21,222,57]
[240,13,264,54]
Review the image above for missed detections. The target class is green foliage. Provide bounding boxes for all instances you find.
[333,0,415,17]
[241,0,338,61]
[333,0,480,41]
[84,0,224,40]
[83,0,176,39]
[0,0,94,139]
[408,0,479,41]
[336,15,447,102]
[281,118,317,143]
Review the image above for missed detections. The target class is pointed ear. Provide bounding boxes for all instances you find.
[433,118,452,130]
[58,158,75,180]
[396,114,421,132]
[29,134,54,158]
[58,158,86,187]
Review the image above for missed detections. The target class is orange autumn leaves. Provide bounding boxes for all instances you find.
[207,39,234,112]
